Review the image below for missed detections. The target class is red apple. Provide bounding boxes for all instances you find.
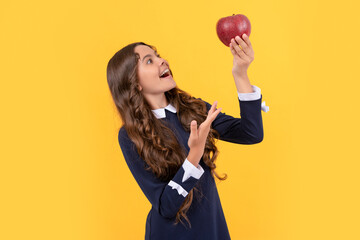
[216,14,251,47]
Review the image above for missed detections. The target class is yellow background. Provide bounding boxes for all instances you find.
[1,0,360,239]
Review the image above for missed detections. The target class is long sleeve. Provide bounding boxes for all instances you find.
[237,85,270,113]
[197,85,265,144]
[118,128,205,219]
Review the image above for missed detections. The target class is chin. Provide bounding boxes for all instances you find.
[166,81,176,91]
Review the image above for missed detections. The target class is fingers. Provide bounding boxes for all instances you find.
[190,120,197,137]
[207,101,218,116]
[209,107,222,122]
[194,101,223,137]
[198,106,222,139]
[241,33,252,48]
[231,39,251,61]
[231,40,248,59]
[206,101,222,121]
[234,35,252,57]
[203,106,222,128]
[230,42,237,57]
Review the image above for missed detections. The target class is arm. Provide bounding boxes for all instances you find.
[118,128,204,219]
[213,34,268,144]
[197,84,267,144]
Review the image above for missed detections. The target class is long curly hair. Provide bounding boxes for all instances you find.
[106,42,227,228]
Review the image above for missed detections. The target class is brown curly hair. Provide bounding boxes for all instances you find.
[106,42,227,228]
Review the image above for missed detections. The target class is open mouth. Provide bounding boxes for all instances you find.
[160,71,172,79]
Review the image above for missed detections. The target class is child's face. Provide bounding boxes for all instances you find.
[135,45,176,95]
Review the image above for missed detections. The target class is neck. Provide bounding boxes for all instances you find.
[144,93,169,110]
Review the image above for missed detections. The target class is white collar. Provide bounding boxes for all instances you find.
[151,103,177,119]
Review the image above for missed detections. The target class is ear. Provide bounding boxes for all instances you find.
[137,84,142,91]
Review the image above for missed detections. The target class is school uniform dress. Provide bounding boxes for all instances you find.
[118,85,269,240]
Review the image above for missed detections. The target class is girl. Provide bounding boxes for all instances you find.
[106,34,269,240]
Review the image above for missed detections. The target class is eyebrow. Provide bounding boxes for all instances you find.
[142,52,159,62]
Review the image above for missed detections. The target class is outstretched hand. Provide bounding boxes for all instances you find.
[188,101,222,154]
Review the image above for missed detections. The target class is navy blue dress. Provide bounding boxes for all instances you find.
[118,85,267,239]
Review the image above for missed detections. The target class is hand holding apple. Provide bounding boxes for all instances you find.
[216,14,254,76]
[230,33,254,77]
[216,14,251,47]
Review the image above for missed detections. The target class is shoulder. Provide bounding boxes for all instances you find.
[118,126,131,145]
[117,126,139,157]
[195,97,212,111]
[118,125,126,137]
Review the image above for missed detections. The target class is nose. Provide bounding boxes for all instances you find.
[160,59,166,66]
[158,57,168,67]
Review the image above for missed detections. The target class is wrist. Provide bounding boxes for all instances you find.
[232,71,249,80]
[232,73,253,93]
[187,148,203,167]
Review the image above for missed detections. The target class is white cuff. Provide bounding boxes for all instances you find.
[182,158,205,183]
[237,85,261,101]
[237,85,270,112]
[168,180,188,197]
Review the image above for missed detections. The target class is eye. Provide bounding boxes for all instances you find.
[146,54,161,64]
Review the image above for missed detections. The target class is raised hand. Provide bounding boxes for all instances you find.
[188,101,222,156]
[229,33,254,77]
